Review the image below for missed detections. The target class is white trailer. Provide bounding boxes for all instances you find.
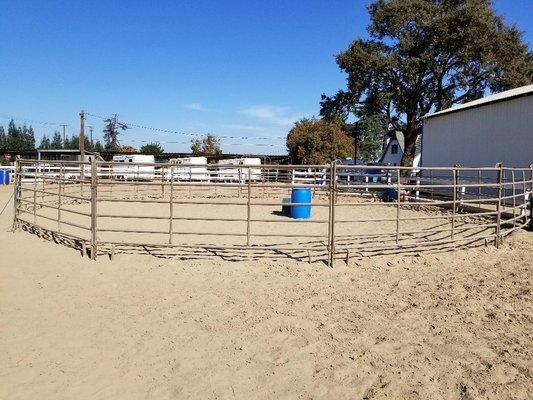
[112,154,155,181]
[166,156,209,181]
[216,158,261,182]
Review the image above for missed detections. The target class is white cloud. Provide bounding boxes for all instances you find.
[183,102,205,111]
[241,105,303,126]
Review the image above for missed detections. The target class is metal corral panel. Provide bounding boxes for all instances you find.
[422,94,533,168]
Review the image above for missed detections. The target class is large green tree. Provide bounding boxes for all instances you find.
[321,0,533,166]
[286,118,354,164]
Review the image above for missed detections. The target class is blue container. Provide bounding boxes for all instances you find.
[381,188,398,202]
[0,170,9,185]
[291,188,312,219]
[281,197,291,215]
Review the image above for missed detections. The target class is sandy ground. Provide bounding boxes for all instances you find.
[0,185,532,399]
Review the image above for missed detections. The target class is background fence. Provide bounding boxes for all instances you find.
[12,159,533,265]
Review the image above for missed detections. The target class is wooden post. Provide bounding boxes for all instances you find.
[396,168,401,244]
[90,158,98,260]
[246,168,251,246]
[79,110,85,198]
[169,166,174,244]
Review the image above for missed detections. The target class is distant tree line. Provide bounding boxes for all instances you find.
[1,116,225,158]
[0,120,36,151]
[38,131,105,153]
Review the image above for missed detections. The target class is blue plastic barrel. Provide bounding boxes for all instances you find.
[0,170,7,185]
[291,188,312,219]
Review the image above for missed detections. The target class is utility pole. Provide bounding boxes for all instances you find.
[60,124,68,148]
[88,126,94,148]
[79,110,86,194]
[79,110,85,160]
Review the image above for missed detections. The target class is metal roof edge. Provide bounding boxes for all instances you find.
[423,85,533,120]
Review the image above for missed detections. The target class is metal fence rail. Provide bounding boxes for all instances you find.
[12,158,533,265]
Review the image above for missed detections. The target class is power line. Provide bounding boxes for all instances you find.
[0,113,68,127]
[85,111,287,141]
[0,110,288,147]
[126,139,285,147]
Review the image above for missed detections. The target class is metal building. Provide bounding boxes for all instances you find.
[421,84,533,167]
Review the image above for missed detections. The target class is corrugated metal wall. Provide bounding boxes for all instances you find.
[422,95,533,167]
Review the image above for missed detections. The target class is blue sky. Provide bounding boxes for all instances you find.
[1,0,531,154]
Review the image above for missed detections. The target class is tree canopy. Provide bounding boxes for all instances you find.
[50,131,63,149]
[139,142,164,155]
[320,0,533,166]
[286,118,354,164]
[121,145,137,153]
[191,134,222,157]
[103,115,128,152]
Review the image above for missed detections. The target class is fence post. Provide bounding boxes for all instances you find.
[90,158,98,260]
[169,166,174,244]
[238,167,242,198]
[58,163,63,232]
[529,164,533,230]
[188,166,192,198]
[12,157,21,231]
[511,170,516,228]
[495,163,503,247]
[161,165,165,198]
[326,162,335,266]
[41,164,45,203]
[326,164,331,266]
[246,167,251,246]
[330,161,337,266]
[33,161,37,224]
[396,168,401,244]
[451,166,458,240]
